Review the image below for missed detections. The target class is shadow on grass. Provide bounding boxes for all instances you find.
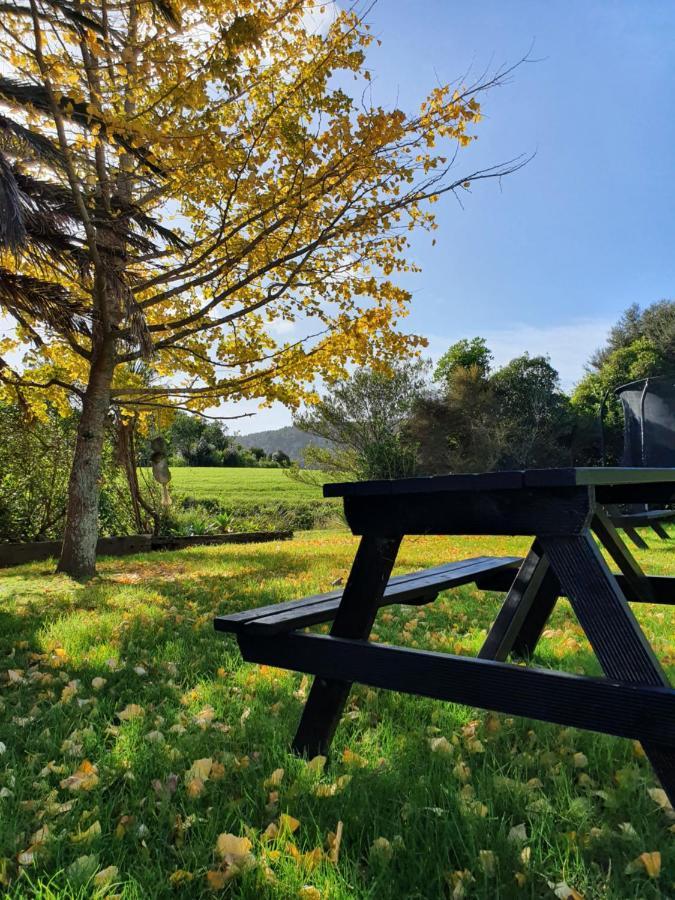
[1,538,674,898]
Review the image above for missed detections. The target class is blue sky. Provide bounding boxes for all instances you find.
[231,0,675,433]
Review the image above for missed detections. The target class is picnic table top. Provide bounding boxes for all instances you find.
[323,467,675,499]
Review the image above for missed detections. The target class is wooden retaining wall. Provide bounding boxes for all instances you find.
[0,531,293,568]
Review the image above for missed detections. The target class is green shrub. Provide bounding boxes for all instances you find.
[152,494,342,536]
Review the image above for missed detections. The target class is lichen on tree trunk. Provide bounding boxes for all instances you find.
[57,340,115,579]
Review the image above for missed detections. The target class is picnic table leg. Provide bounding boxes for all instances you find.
[592,508,654,601]
[540,531,675,806]
[651,522,670,541]
[479,542,559,661]
[623,526,649,550]
[291,534,402,758]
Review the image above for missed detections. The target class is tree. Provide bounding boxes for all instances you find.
[491,353,572,468]
[412,345,575,473]
[572,300,675,463]
[590,300,675,372]
[0,404,135,540]
[296,360,429,480]
[270,449,291,468]
[433,337,493,384]
[410,363,502,474]
[0,1,523,577]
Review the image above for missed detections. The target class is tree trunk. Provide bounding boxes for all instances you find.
[57,340,115,579]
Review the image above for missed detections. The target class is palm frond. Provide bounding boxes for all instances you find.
[150,0,181,29]
[0,113,65,167]
[0,267,90,335]
[0,151,26,249]
[43,0,110,37]
[109,197,188,250]
[0,156,84,268]
[11,169,76,220]
[22,211,84,268]
[0,1,114,41]
[0,78,164,176]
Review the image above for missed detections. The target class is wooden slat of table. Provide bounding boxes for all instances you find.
[343,486,594,537]
[215,560,463,629]
[237,631,675,745]
[244,557,519,636]
[525,467,675,488]
[476,569,675,605]
[324,468,675,498]
[214,557,519,635]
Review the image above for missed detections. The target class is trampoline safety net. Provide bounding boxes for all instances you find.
[617,377,675,467]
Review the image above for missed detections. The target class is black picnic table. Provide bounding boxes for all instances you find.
[215,467,675,806]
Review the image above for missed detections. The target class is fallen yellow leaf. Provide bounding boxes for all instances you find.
[265,768,285,788]
[453,761,471,782]
[59,760,99,792]
[478,849,496,875]
[262,822,279,842]
[215,833,252,860]
[94,866,118,886]
[168,869,193,885]
[60,680,79,702]
[552,882,584,900]
[429,736,452,755]
[70,820,101,844]
[279,813,300,834]
[206,869,227,890]
[326,820,343,864]
[626,851,661,878]
[298,888,321,900]
[214,833,254,878]
[508,823,528,843]
[118,704,144,721]
[307,756,327,775]
[194,706,215,728]
[370,836,393,861]
[186,777,205,798]
[647,788,673,812]
[313,774,351,797]
[210,761,225,781]
[302,848,324,871]
[187,758,213,781]
[342,748,368,767]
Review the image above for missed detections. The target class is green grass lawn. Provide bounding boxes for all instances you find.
[140,468,324,503]
[1,529,674,898]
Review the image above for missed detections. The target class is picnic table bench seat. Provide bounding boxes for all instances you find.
[214,555,522,637]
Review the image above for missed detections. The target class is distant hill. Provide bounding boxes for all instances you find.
[236,425,332,462]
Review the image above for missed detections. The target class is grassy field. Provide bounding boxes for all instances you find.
[141,468,324,503]
[0,529,674,898]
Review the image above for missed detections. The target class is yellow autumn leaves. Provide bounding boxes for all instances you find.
[1,0,494,426]
[185,756,226,797]
[197,813,343,895]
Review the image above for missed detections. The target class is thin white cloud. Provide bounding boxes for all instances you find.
[227,318,615,434]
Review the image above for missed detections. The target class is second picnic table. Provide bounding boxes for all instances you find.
[215,467,675,806]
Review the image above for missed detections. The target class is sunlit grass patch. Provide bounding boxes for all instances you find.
[1,529,674,898]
